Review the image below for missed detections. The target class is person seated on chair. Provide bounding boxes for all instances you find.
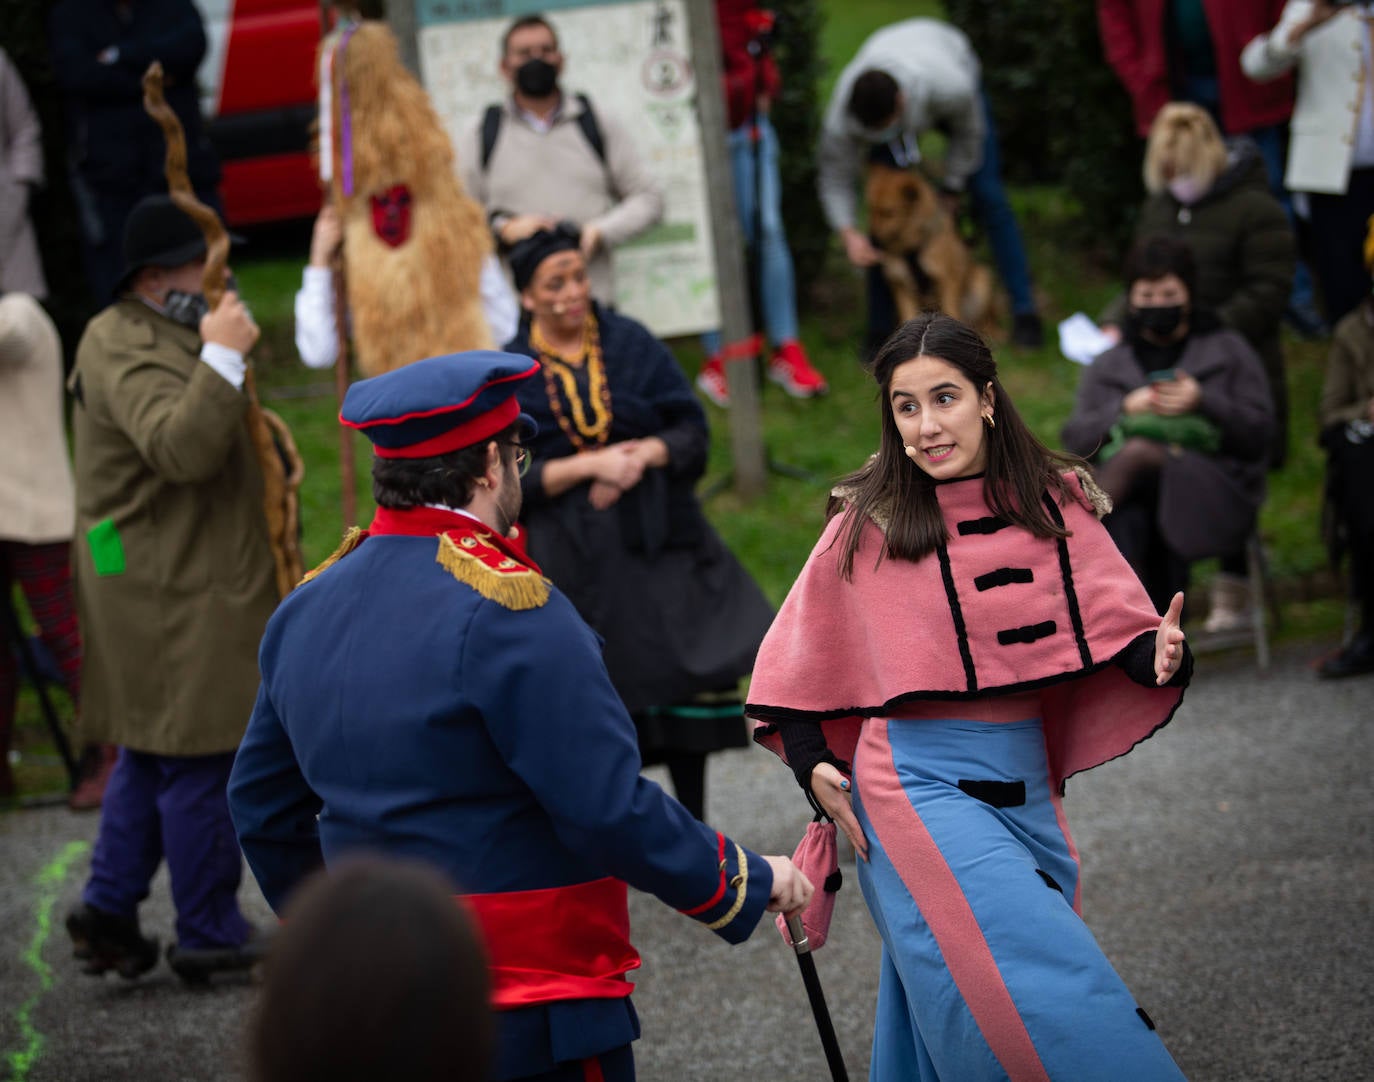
[1316,227,1374,678]
[1062,235,1275,615]
[503,224,775,820]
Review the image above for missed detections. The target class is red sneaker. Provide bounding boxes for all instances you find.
[696,354,730,408]
[768,340,828,398]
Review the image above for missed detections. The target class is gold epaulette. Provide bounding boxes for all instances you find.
[435,532,550,611]
[296,526,366,588]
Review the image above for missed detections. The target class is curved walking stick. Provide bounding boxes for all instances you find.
[142,62,304,598]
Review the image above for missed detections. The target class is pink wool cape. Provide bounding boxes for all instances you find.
[747,472,1186,791]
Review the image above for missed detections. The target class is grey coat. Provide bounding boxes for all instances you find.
[1061,328,1275,561]
[0,48,46,298]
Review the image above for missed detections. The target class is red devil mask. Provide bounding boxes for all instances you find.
[370,184,413,248]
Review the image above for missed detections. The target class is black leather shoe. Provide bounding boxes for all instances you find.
[1318,633,1374,679]
[166,926,272,985]
[1011,313,1044,349]
[65,903,159,979]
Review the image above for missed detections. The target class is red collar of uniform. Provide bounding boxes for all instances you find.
[366,505,540,573]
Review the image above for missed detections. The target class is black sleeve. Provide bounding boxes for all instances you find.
[775,720,850,797]
[1115,630,1193,689]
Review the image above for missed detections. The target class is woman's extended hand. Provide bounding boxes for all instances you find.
[811,761,868,862]
[762,856,814,918]
[1155,591,1186,686]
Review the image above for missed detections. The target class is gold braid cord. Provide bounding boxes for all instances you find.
[142,62,304,598]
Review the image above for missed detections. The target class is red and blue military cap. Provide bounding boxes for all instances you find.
[340,351,540,458]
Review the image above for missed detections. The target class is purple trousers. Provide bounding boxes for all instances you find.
[83,748,250,949]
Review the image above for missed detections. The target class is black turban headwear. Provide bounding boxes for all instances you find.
[507,222,582,293]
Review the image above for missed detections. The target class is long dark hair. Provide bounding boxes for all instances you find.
[828,313,1082,580]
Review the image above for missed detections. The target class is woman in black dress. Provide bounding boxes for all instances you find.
[503,225,774,818]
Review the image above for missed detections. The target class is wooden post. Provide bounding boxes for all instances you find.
[683,0,768,499]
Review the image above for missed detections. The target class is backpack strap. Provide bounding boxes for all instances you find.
[481,94,608,176]
[480,103,503,171]
[574,92,606,164]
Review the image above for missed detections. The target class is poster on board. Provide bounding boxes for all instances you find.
[414,0,720,338]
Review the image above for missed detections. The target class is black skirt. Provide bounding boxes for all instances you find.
[522,474,773,757]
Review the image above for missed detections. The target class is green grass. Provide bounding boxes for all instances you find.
[2,0,1348,805]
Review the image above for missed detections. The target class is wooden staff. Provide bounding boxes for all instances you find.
[321,3,358,528]
[331,244,357,527]
[142,61,305,599]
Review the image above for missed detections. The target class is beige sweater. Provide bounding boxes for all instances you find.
[460,93,663,305]
[0,293,74,543]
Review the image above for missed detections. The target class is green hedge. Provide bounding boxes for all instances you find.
[943,0,1142,260]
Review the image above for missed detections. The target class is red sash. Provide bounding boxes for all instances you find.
[461,878,641,1010]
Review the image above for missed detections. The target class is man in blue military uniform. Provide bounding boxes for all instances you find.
[228,350,811,1082]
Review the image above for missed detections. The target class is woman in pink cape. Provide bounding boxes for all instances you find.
[748,313,1192,1081]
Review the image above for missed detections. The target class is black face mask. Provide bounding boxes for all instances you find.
[163,290,209,329]
[515,57,558,97]
[1131,304,1186,338]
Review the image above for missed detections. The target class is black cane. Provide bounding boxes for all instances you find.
[785,913,849,1081]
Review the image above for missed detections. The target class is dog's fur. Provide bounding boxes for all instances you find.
[325,23,493,376]
[865,163,999,339]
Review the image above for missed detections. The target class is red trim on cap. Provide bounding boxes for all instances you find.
[371,397,520,459]
[340,359,541,431]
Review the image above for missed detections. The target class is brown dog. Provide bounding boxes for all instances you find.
[865,163,999,338]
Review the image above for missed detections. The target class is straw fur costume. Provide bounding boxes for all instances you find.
[322,22,492,375]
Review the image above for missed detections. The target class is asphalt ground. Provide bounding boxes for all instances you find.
[0,641,1369,1082]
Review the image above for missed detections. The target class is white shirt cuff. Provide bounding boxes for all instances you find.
[200,342,247,389]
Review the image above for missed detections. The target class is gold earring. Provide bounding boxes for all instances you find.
[476,478,490,489]
[983,413,995,429]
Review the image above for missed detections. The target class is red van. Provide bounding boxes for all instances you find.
[194,0,322,226]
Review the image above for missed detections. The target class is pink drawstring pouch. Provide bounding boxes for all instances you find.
[776,817,842,950]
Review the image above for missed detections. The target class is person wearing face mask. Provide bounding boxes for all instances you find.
[459,14,663,308]
[816,18,1045,356]
[1066,236,1275,614]
[1098,105,1294,632]
[63,194,277,985]
[501,225,775,823]
[1102,104,1295,466]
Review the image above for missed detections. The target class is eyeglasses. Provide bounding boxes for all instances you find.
[503,443,531,477]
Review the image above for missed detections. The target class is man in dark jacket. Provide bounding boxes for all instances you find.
[229,350,811,1082]
[48,0,222,305]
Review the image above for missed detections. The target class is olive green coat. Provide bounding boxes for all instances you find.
[69,300,277,755]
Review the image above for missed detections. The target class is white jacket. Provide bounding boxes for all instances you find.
[1242,1,1371,194]
[0,294,74,543]
[817,18,985,232]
